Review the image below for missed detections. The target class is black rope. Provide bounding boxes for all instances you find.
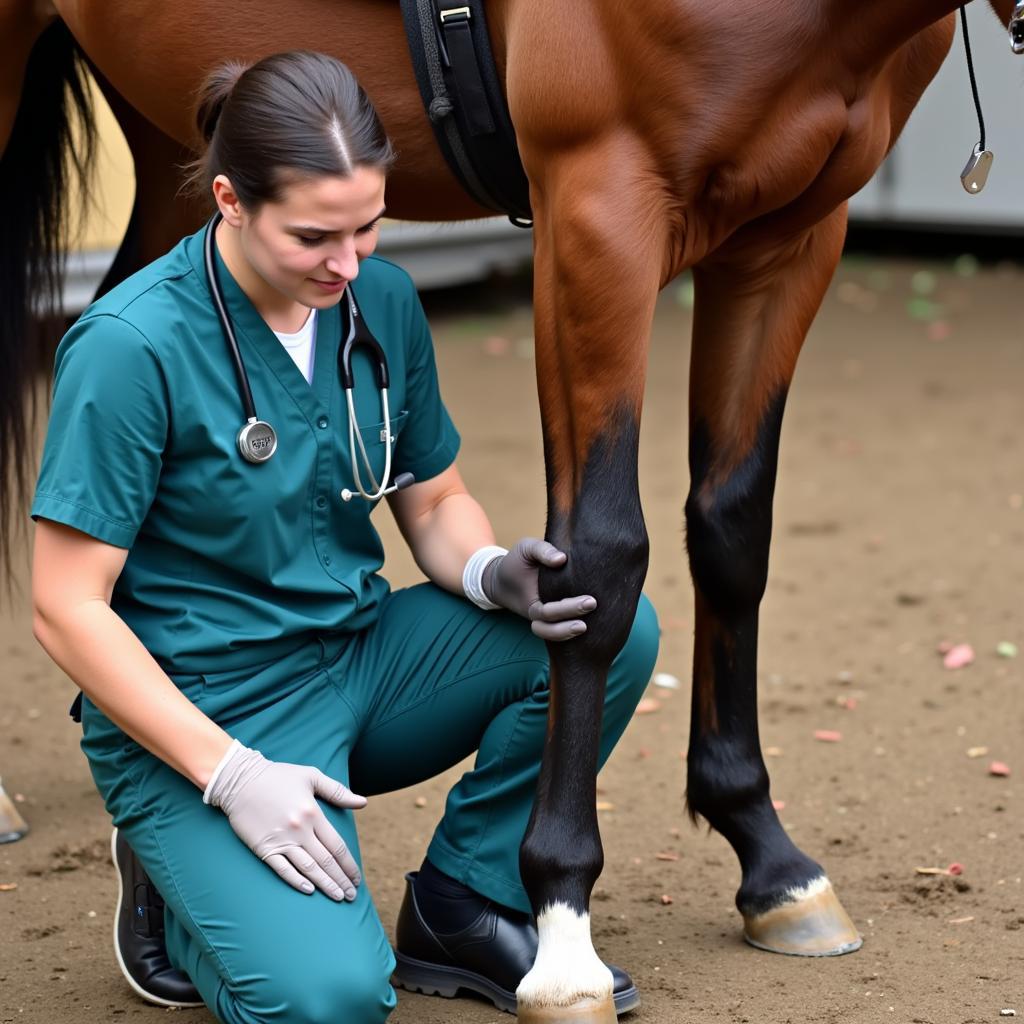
[960,4,986,151]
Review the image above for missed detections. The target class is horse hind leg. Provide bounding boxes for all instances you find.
[684,206,861,957]
[89,73,208,298]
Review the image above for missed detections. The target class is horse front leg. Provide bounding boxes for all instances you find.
[514,139,666,1022]
[685,207,861,956]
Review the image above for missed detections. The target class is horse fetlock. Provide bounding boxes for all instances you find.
[685,739,769,827]
[520,831,604,915]
[515,903,613,1012]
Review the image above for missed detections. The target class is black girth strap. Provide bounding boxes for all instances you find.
[400,0,533,226]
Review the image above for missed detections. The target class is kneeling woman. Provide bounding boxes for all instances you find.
[30,51,658,1024]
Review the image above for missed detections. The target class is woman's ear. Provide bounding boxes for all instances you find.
[212,175,245,228]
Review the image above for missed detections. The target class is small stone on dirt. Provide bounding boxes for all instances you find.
[634,698,661,715]
[652,673,680,690]
[659,894,673,905]
[967,747,989,759]
[0,883,17,892]
[996,641,1018,659]
[414,796,427,808]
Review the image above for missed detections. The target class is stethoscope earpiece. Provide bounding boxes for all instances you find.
[204,213,401,499]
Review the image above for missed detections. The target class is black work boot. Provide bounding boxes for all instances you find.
[111,829,204,1007]
[392,870,640,1015]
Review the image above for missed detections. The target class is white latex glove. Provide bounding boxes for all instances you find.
[482,537,598,641]
[204,741,366,900]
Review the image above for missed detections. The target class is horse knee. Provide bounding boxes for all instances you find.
[544,522,650,663]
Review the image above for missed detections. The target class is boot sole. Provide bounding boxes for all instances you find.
[392,950,640,1016]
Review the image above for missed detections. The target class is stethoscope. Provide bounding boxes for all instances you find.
[203,213,414,502]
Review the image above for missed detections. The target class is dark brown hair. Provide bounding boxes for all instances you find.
[182,51,395,209]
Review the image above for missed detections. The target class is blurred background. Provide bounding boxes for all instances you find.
[2,11,1021,1024]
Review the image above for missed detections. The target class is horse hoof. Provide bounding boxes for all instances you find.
[0,785,29,845]
[517,996,618,1024]
[743,878,862,956]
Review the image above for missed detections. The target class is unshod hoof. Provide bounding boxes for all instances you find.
[743,878,862,956]
[517,996,618,1024]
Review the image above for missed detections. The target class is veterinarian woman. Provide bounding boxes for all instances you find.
[30,52,658,1023]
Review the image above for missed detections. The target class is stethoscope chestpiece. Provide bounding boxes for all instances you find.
[237,418,279,463]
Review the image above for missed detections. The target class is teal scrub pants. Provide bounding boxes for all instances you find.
[82,584,660,1024]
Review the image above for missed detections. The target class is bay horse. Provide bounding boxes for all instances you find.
[2,1,1021,1020]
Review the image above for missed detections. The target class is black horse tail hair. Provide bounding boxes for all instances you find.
[0,20,96,596]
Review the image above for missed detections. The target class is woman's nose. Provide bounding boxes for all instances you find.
[325,243,359,281]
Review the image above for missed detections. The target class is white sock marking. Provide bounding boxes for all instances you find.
[516,903,613,1010]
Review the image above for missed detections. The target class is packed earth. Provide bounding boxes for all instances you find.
[1,253,1021,1023]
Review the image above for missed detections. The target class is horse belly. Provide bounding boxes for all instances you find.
[54,0,482,219]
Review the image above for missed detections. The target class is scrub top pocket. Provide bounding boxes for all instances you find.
[347,409,409,495]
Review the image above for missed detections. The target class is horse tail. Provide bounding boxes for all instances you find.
[0,19,96,588]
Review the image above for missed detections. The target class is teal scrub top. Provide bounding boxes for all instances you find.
[31,226,461,676]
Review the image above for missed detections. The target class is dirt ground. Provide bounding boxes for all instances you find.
[1,251,1022,1024]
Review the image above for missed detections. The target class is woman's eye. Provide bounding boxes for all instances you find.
[357,221,381,236]
[297,235,323,247]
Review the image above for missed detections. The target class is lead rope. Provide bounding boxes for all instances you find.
[959,4,994,193]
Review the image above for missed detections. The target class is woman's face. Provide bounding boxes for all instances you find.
[223,167,387,311]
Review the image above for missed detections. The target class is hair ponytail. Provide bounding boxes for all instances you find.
[194,59,250,143]
[180,51,395,210]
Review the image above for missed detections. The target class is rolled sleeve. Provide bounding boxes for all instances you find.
[31,314,169,548]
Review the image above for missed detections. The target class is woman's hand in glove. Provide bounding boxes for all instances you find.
[482,538,597,641]
[204,741,366,901]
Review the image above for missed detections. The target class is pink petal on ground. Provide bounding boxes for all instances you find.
[634,698,661,715]
[660,894,673,905]
[937,641,954,655]
[943,644,975,669]
[989,761,1011,777]
[947,863,965,876]
[483,336,510,355]
[772,799,786,811]
[814,730,843,743]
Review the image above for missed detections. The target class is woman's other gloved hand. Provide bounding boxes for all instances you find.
[482,537,597,641]
[204,740,366,900]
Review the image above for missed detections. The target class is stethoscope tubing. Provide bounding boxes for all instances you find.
[204,213,259,424]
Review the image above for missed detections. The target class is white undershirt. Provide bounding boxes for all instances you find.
[273,309,317,384]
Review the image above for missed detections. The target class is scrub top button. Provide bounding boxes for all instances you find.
[316,495,327,508]
[317,416,328,429]
[323,555,331,565]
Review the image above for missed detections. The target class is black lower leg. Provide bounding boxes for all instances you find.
[684,397,824,917]
[519,413,649,918]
